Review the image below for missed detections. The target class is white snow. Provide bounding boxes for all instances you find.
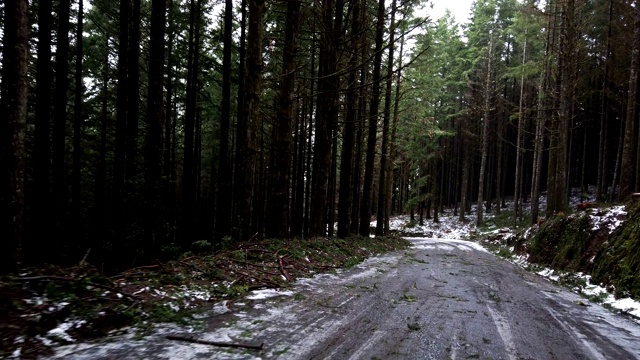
[245,288,294,300]
[387,191,640,325]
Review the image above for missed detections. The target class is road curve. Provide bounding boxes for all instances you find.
[54,238,640,359]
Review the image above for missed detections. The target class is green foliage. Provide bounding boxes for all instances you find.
[479,210,529,232]
[191,240,212,254]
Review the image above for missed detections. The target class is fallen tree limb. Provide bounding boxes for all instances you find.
[227,258,292,270]
[166,335,264,350]
[277,256,292,282]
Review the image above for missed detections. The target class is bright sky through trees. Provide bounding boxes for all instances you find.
[425,0,474,23]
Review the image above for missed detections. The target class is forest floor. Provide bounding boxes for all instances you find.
[0,234,410,359]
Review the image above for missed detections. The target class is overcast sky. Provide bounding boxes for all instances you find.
[421,0,475,24]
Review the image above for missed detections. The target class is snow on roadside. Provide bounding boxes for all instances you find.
[525,266,640,322]
[588,205,627,233]
[384,195,640,324]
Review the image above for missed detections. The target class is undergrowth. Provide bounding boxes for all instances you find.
[0,234,409,358]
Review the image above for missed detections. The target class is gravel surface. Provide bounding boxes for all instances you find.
[53,238,640,359]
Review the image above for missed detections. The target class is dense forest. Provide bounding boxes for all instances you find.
[1,0,639,272]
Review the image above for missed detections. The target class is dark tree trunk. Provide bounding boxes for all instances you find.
[71,0,84,231]
[310,0,342,237]
[94,43,109,265]
[234,0,265,241]
[1,0,28,271]
[359,0,385,237]
[215,0,234,244]
[126,0,141,186]
[514,30,527,221]
[33,0,53,258]
[387,33,404,230]
[477,30,494,227]
[337,0,361,238]
[53,0,71,237]
[620,1,640,200]
[376,0,397,236]
[267,0,301,239]
[143,0,166,260]
[352,27,369,235]
[164,0,176,238]
[304,43,315,237]
[114,0,130,254]
[596,0,612,202]
[182,0,200,245]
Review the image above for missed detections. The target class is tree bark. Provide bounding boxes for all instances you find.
[53,0,71,236]
[144,0,166,260]
[234,0,265,241]
[0,0,28,271]
[71,0,84,231]
[309,0,342,237]
[267,0,301,239]
[359,0,385,237]
[376,0,397,236]
[216,0,234,243]
[619,1,640,200]
[596,0,613,202]
[477,30,494,227]
[33,0,53,258]
[514,29,527,222]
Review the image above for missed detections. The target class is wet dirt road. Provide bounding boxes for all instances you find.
[54,238,640,359]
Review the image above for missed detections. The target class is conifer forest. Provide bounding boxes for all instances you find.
[1,0,639,272]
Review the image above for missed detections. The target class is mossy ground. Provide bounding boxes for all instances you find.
[512,201,640,300]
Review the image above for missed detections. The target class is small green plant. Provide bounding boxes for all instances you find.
[407,322,421,331]
[191,240,212,254]
[345,257,361,268]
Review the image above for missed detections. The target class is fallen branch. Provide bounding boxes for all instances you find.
[277,256,292,282]
[166,335,264,350]
[230,269,285,289]
[227,258,292,270]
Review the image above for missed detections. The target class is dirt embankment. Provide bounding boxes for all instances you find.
[513,201,640,299]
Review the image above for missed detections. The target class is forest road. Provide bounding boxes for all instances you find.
[53,238,640,360]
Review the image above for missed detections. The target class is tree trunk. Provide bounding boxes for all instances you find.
[0,0,28,271]
[596,0,612,202]
[94,43,109,265]
[514,29,527,221]
[376,0,397,236]
[33,0,53,258]
[182,0,200,245]
[53,0,71,237]
[477,30,494,227]
[126,0,141,186]
[71,0,84,231]
[359,0,385,237]
[143,0,166,260]
[337,3,359,237]
[164,0,176,239]
[619,1,640,200]
[215,0,234,243]
[310,0,342,237]
[235,0,265,241]
[267,0,301,239]
[114,0,130,255]
[386,31,405,232]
